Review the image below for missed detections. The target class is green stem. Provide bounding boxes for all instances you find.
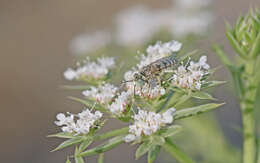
[94,127,129,141]
[241,59,257,163]
[163,138,195,163]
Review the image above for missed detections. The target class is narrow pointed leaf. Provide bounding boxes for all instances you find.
[226,31,247,59]
[152,136,165,146]
[52,137,84,152]
[249,32,260,58]
[79,137,93,152]
[174,103,225,120]
[94,127,129,141]
[98,153,104,163]
[201,81,226,89]
[48,132,75,139]
[68,96,107,112]
[191,92,216,100]
[79,136,125,157]
[213,45,232,67]
[161,125,182,138]
[136,141,153,159]
[174,94,191,108]
[164,138,195,163]
[75,147,85,163]
[148,146,161,163]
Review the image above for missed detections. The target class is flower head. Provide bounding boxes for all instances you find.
[70,31,111,55]
[55,109,103,135]
[171,56,210,90]
[125,108,176,142]
[63,57,115,81]
[82,83,118,105]
[108,91,132,115]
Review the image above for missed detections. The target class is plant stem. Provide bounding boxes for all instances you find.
[241,59,257,163]
[163,138,195,163]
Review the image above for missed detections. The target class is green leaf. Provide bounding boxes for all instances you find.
[249,32,260,58]
[79,137,93,152]
[75,147,85,163]
[51,137,84,152]
[66,157,71,163]
[201,81,226,89]
[151,135,165,146]
[191,92,216,100]
[68,96,108,112]
[163,138,195,163]
[148,146,161,163]
[161,125,182,138]
[48,132,75,139]
[98,153,104,163]
[136,141,153,159]
[226,31,247,59]
[174,103,225,120]
[61,85,90,90]
[79,136,125,157]
[94,127,129,141]
[213,45,232,67]
[174,93,191,108]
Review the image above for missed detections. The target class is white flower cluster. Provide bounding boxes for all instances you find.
[171,56,210,90]
[125,108,176,142]
[55,109,103,135]
[82,83,118,105]
[115,5,162,46]
[137,40,182,69]
[108,91,132,115]
[64,57,115,81]
[70,31,111,55]
[123,41,180,98]
[170,0,213,37]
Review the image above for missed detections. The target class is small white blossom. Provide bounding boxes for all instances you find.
[125,108,176,142]
[82,83,118,104]
[63,57,115,81]
[55,109,103,135]
[108,91,132,115]
[124,134,136,143]
[70,31,111,55]
[64,68,77,81]
[171,56,210,90]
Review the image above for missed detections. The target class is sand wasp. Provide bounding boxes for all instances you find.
[122,55,178,95]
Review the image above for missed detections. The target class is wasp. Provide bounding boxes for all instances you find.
[133,55,178,84]
[123,55,178,95]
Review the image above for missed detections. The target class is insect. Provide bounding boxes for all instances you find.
[133,55,178,84]
[123,55,178,95]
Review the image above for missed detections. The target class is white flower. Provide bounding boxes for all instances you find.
[171,56,210,90]
[125,108,175,142]
[124,134,136,143]
[70,31,111,55]
[55,109,103,135]
[82,83,118,104]
[115,5,162,46]
[175,0,212,10]
[63,57,115,81]
[64,68,77,81]
[146,40,182,56]
[108,91,131,115]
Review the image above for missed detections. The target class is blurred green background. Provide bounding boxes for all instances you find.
[1,0,260,162]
